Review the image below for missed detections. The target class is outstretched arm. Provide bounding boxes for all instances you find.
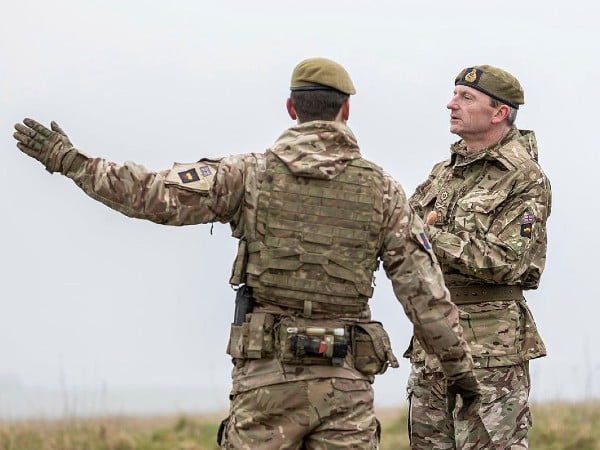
[13,118,247,226]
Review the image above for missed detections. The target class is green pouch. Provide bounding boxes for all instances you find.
[247,312,275,358]
[352,321,399,375]
[226,324,244,359]
[226,313,275,359]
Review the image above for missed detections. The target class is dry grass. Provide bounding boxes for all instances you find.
[1,402,598,449]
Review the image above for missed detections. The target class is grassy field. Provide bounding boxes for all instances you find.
[1,402,599,449]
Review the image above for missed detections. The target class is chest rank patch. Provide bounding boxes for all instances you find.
[520,213,535,239]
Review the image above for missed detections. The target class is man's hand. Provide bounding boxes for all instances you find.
[425,211,437,226]
[446,371,481,420]
[14,118,79,174]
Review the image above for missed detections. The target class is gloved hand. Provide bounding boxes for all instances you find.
[446,371,481,420]
[14,118,81,174]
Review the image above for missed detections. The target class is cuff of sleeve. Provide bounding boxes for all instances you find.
[64,149,90,176]
[440,356,474,378]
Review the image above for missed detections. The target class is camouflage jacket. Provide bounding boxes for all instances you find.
[64,121,474,391]
[408,129,551,369]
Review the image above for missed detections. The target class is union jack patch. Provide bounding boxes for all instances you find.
[200,166,212,177]
[419,232,432,250]
[178,168,200,183]
[522,213,535,224]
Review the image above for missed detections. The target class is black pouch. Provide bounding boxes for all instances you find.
[217,416,229,447]
[352,321,399,375]
[278,320,348,366]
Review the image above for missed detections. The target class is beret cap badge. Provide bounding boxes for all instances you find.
[455,65,524,109]
[464,69,479,84]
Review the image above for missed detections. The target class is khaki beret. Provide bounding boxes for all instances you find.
[455,65,524,109]
[290,57,356,95]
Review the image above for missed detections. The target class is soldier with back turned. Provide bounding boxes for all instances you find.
[14,57,480,449]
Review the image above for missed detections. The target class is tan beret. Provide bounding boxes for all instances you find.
[455,65,524,109]
[290,57,356,95]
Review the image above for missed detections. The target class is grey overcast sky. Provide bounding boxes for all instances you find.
[1,0,599,419]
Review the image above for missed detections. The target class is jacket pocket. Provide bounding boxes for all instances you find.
[459,301,520,358]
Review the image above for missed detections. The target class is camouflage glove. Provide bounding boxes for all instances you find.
[446,371,481,421]
[14,118,84,174]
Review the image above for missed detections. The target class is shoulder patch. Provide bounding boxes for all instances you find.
[419,232,432,250]
[165,161,218,192]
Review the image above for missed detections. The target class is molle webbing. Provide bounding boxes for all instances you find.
[246,153,384,316]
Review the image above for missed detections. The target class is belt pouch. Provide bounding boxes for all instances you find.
[352,321,399,375]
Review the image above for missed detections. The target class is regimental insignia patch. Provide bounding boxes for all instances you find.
[178,168,200,183]
[520,213,535,238]
[419,232,432,250]
[165,161,218,193]
[462,68,483,85]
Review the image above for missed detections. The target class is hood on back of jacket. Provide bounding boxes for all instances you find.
[270,121,362,180]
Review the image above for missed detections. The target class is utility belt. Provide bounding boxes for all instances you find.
[448,284,523,305]
[226,313,399,376]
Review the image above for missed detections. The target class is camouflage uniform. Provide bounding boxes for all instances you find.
[15,117,476,449]
[406,128,552,449]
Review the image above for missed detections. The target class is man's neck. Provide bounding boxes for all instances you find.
[464,126,512,153]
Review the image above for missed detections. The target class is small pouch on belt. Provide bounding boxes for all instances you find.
[226,312,274,359]
[278,319,348,366]
[352,321,399,375]
[226,324,245,359]
[246,312,274,358]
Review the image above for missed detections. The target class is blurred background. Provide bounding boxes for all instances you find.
[1,0,598,420]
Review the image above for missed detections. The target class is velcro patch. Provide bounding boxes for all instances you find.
[419,232,432,250]
[178,168,200,183]
[165,161,217,192]
[522,213,535,224]
[520,223,532,239]
[520,213,534,238]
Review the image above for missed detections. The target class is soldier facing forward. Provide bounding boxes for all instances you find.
[406,65,551,449]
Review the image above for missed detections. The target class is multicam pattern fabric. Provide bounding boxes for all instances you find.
[245,151,384,316]
[51,119,473,380]
[219,378,378,449]
[407,362,531,449]
[406,128,550,449]
[407,129,551,368]
[15,118,477,447]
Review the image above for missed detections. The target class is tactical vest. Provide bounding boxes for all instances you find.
[245,151,385,317]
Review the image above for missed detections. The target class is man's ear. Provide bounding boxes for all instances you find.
[341,99,350,121]
[491,104,509,124]
[286,98,297,120]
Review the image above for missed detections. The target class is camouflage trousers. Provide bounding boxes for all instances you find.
[218,378,379,449]
[407,362,531,449]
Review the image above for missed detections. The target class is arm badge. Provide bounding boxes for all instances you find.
[520,213,535,239]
